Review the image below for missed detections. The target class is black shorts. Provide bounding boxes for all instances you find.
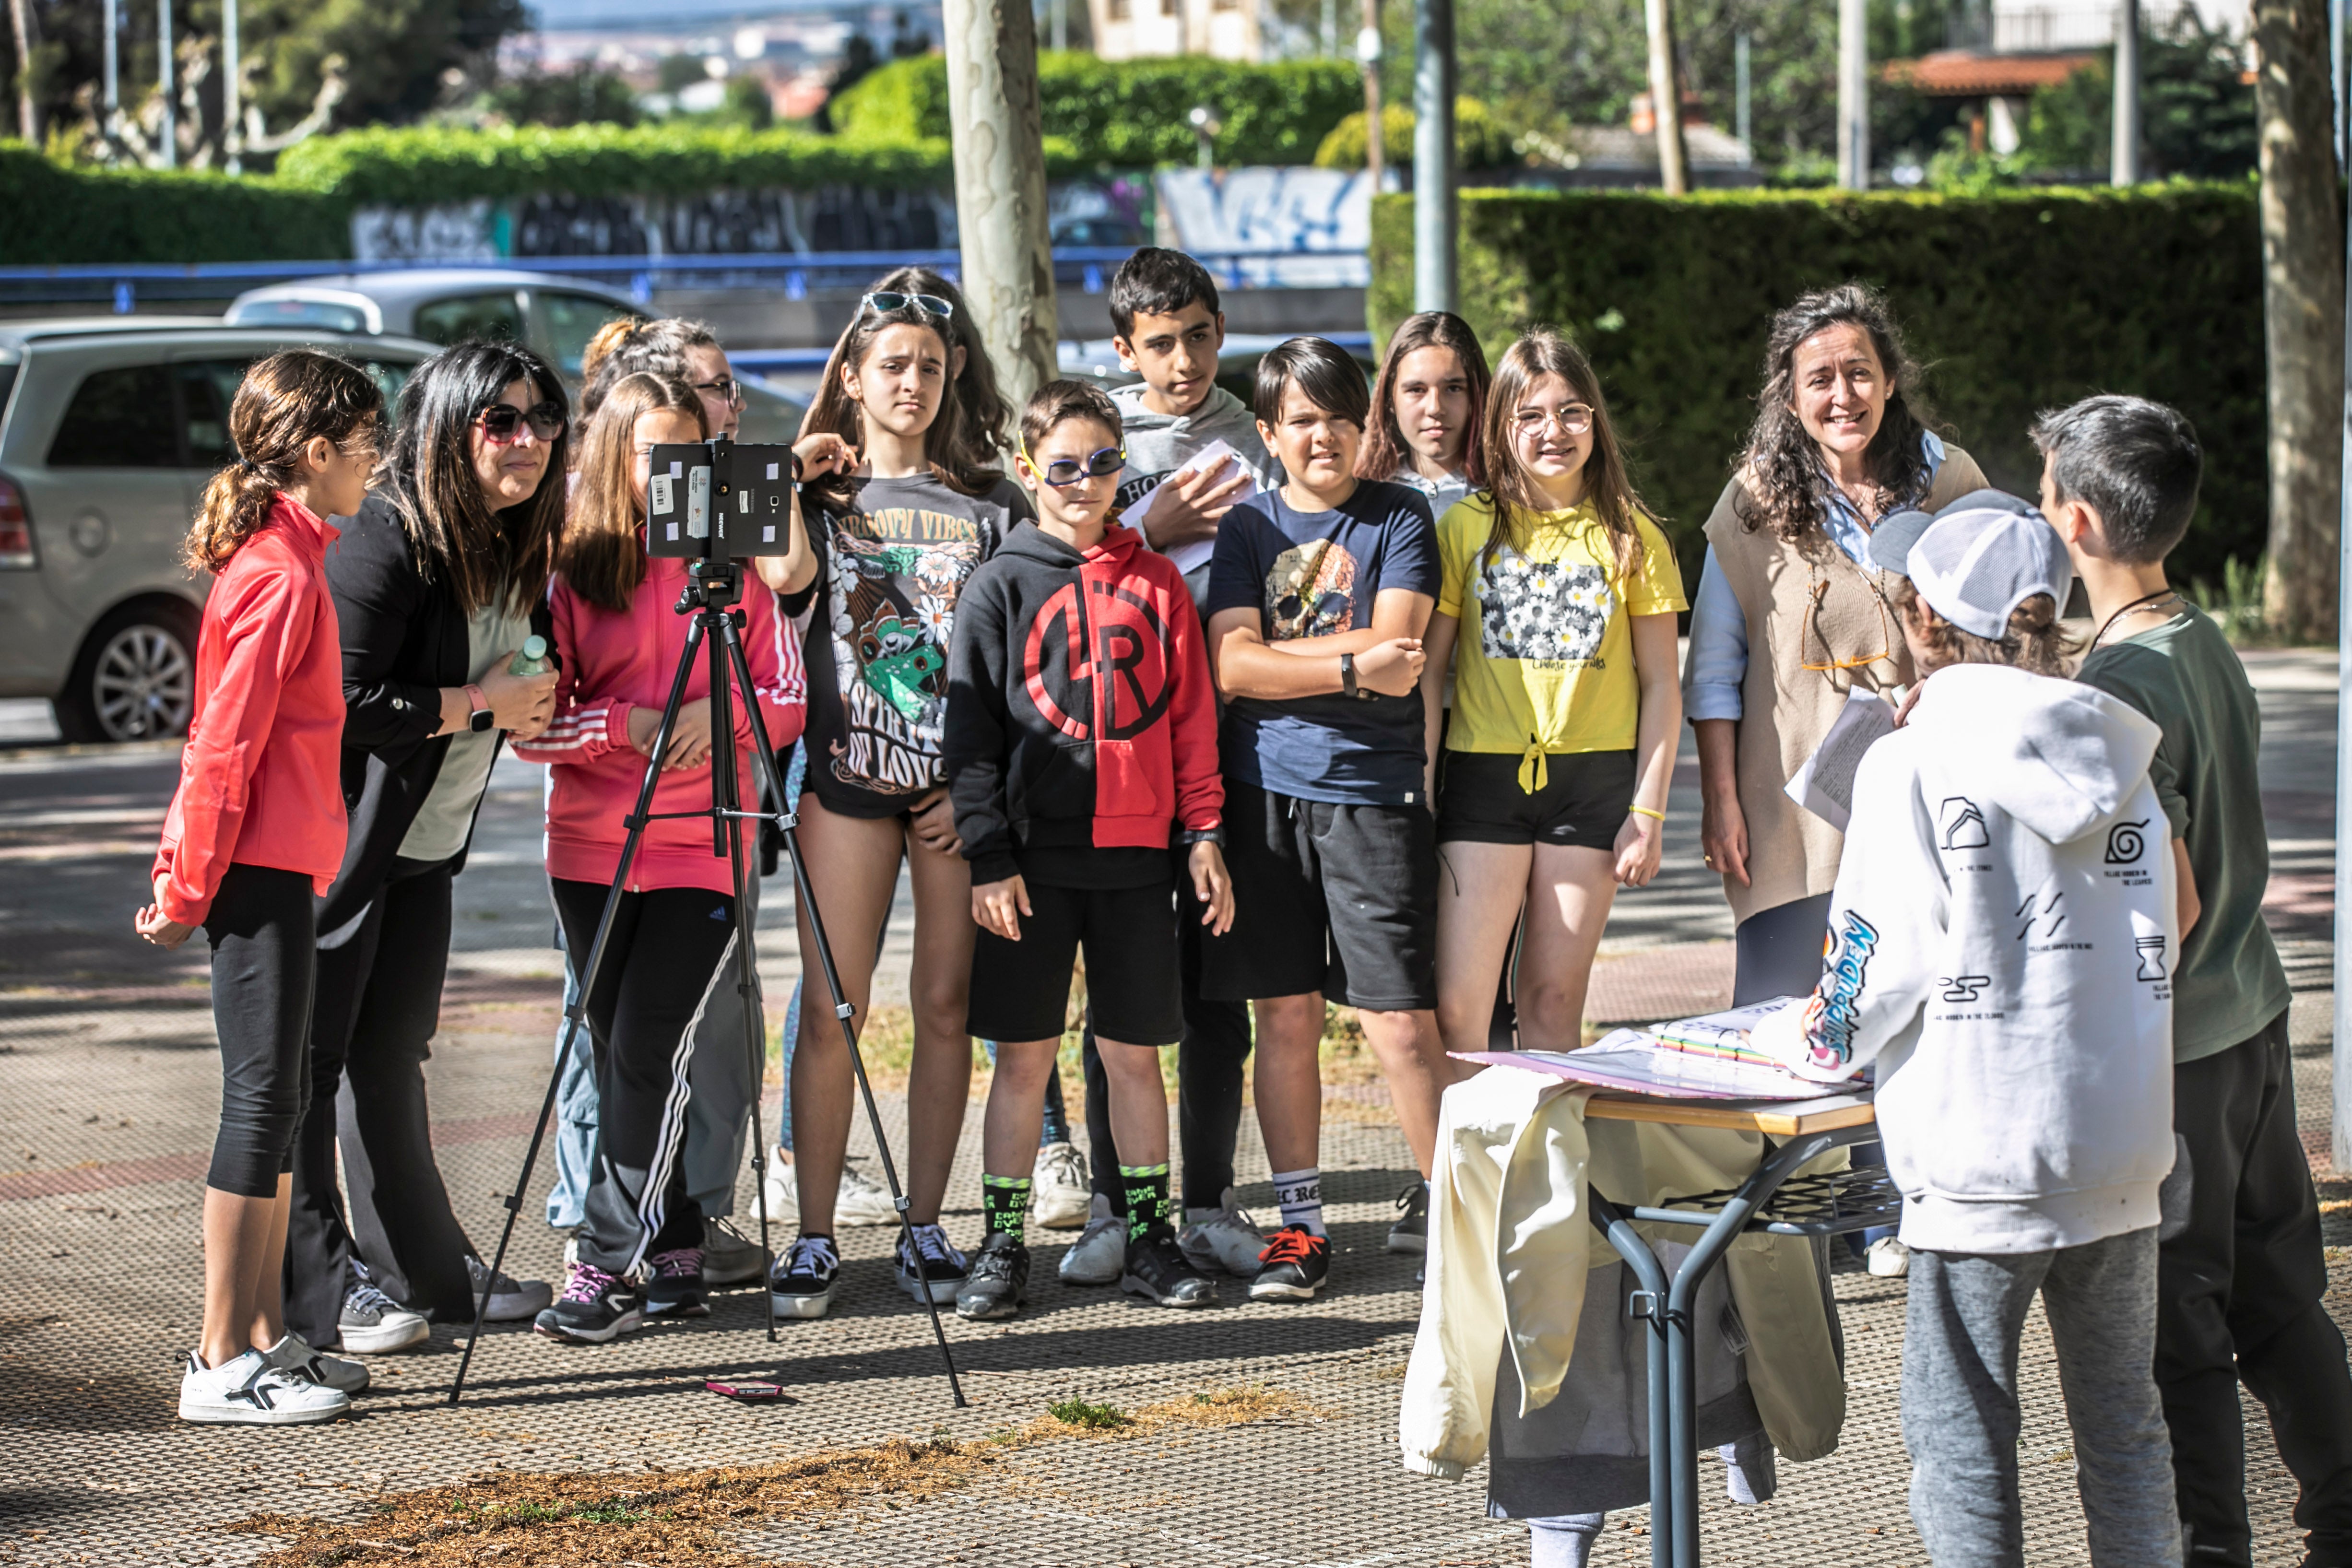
[1199,777,1439,1013]
[968,877,1184,1046]
[1435,749,1636,849]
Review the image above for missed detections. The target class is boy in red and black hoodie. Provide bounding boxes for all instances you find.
[945,379,1235,1320]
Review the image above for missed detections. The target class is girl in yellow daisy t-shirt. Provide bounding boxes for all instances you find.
[1418,329,1684,1057]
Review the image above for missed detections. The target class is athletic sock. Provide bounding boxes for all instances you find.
[1271,1167,1326,1238]
[980,1174,1031,1240]
[1118,1163,1171,1241]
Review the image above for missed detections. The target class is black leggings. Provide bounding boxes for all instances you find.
[204,864,317,1198]
[551,878,739,1276]
[1083,899,1254,1217]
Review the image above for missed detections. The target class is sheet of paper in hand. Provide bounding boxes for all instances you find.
[1784,687,1897,833]
[1126,438,1258,575]
[1454,1027,1838,1101]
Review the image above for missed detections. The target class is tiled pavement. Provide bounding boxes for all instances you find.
[0,651,2343,1565]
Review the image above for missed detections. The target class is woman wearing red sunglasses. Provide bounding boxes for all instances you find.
[280,341,571,1359]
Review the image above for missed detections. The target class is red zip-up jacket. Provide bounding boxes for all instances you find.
[513,553,805,894]
[151,494,348,926]
[944,520,1221,884]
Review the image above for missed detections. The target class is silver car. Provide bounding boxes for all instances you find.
[225,269,809,444]
[0,319,430,743]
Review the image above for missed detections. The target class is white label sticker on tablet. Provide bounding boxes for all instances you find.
[666,522,679,541]
[650,474,673,514]
[686,466,710,538]
[763,524,776,542]
[767,462,780,481]
[739,490,752,513]
[669,460,683,478]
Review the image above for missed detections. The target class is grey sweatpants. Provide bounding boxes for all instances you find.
[1904,1227,2181,1567]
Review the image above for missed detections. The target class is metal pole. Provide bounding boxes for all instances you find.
[1359,0,1382,193]
[1410,0,1454,312]
[1735,29,1751,155]
[1643,0,1689,195]
[103,0,118,117]
[158,0,176,168]
[2111,0,2139,185]
[222,0,239,174]
[1837,0,1867,191]
[2335,0,2346,174]
[1050,0,1065,53]
[941,0,1061,407]
[2333,84,2352,1172]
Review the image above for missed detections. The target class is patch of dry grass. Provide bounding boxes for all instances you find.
[232,1386,1320,1566]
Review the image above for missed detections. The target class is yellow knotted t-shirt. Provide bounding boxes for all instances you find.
[1436,494,1684,790]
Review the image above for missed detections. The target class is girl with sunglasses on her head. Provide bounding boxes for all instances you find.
[139,350,383,1423]
[280,342,569,1359]
[513,373,807,1341]
[760,294,1034,1321]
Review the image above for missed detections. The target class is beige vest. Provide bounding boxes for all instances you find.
[1697,447,1988,925]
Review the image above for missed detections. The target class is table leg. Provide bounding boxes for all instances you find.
[1588,1193,1671,1568]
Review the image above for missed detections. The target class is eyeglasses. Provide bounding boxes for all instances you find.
[1512,404,1595,436]
[1800,562,1899,676]
[476,401,566,444]
[691,376,747,408]
[1019,441,1125,488]
[861,291,956,321]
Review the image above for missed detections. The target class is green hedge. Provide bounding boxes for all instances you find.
[1313,99,1516,171]
[830,52,1361,167]
[272,123,969,204]
[0,145,350,264]
[1371,183,2264,590]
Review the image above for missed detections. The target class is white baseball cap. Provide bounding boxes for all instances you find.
[1869,488,2072,640]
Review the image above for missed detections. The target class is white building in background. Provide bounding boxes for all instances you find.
[1989,0,2245,51]
[1087,0,1263,62]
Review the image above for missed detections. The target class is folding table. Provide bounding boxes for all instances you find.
[1579,1091,1899,1568]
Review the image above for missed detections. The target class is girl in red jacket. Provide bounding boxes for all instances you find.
[514,372,807,1342]
[137,349,384,1424]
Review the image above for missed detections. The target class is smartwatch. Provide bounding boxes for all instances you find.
[465,683,494,734]
[1339,651,1359,699]
[1182,825,1226,848]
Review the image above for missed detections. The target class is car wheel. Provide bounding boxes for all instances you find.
[56,600,199,744]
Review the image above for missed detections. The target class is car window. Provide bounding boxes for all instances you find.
[178,359,252,468]
[227,297,370,334]
[536,292,634,378]
[47,364,179,468]
[414,292,524,347]
[355,357,414,409]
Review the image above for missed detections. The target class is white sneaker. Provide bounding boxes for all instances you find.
[1866,1237,1912,1278]
[759,1145,797,1216]
[339,1260,429,1353]
[1178,1189,1266,1278]
[1057,1195,1127,1286]
[836,1158,900,1226]
[261,1332,368,1395]
[1031,1141,1092,1230]
[180,1349,349,1425]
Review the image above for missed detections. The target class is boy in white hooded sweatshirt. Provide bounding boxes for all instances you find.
[1751,491,2184,1568]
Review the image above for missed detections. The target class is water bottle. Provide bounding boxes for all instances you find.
[508,635,552,677]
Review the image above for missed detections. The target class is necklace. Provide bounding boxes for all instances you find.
[2090,589,2183,652]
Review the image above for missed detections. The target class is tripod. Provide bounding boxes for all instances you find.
[449,552,966,1408]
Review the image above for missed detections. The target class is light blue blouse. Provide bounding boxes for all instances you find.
[1684,431,1947,723]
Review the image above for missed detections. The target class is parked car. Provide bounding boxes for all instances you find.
[0,318,431,743]
[224,269,809,444]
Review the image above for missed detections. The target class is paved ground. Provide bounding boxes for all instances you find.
[0,650,2341,1565]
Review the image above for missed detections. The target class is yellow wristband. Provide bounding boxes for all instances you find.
[1628,805,1666,822]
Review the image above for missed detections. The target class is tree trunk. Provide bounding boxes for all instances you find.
[7,0,41,147]
[1643,0,1687,196]
[2255,0,2344,641]
[941,0,1060,410]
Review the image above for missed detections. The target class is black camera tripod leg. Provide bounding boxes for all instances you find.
[700,610,780,1344]
[718,613,968,1408]
[447,617,709,1406]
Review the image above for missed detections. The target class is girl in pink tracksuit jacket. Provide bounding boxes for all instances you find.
[514,371,805,1343]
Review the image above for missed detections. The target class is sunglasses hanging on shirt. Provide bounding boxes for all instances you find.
[476,401,567,444]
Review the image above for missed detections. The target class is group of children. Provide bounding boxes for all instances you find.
[138,241,2352,1566]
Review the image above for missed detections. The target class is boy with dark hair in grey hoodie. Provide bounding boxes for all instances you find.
[1054,248,1286,1291]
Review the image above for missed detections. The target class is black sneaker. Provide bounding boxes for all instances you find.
[533,1261,643,1344]
[1387,1180,1429,1254]
[894,1222,969,1305]
[1120,1228,1217,1309]
[769,1235,840,1320]
[1248,1224,1330,1303]
[954,1232,1029,1320]
[642,1246,709,1319]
